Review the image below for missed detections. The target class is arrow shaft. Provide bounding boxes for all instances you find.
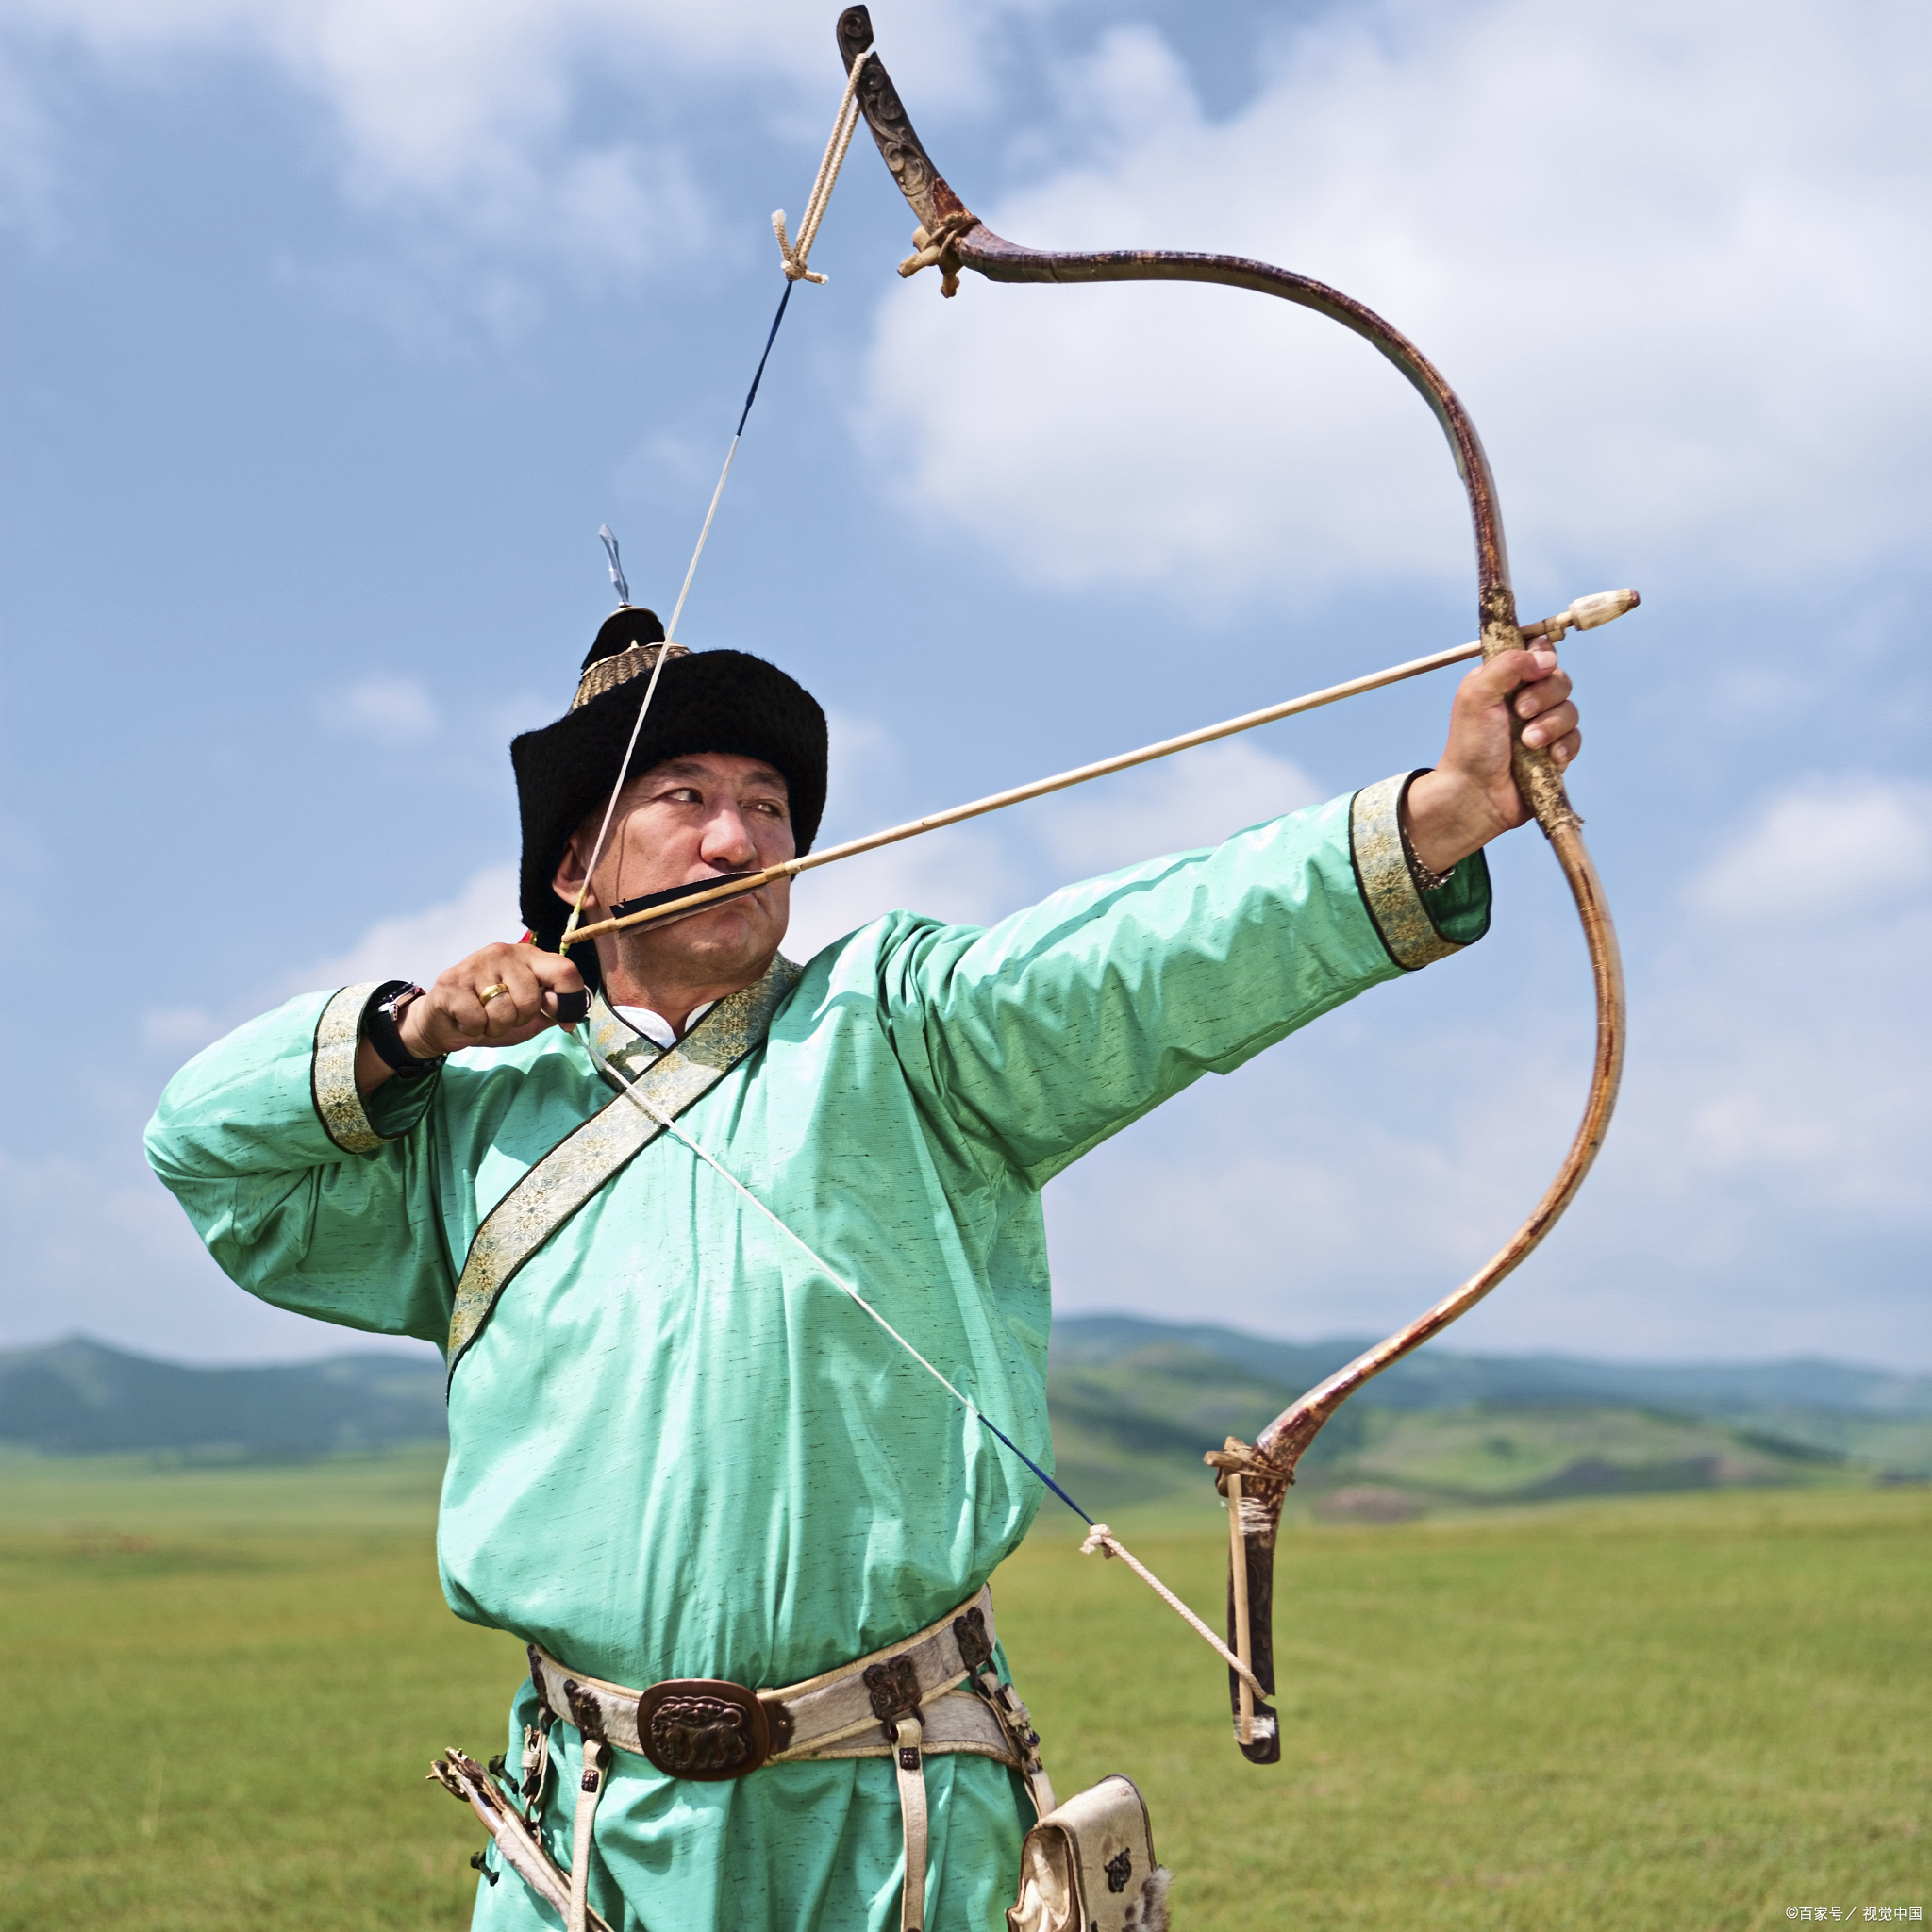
[563,598,1623,948]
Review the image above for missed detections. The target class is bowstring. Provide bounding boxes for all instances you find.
[555,49,1267,1689]
[582,1027,1091,1523]
[560,291,796,957]
[583,1026,1269,1696]
[559,55,866,961]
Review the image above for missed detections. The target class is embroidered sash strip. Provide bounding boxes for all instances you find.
[444,956,801,1378]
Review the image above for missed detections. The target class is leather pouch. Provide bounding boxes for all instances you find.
[1007,1774,1172,1932]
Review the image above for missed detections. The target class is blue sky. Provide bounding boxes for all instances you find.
[1,0,1925,1368]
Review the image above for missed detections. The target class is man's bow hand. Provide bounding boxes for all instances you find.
[1403,646,1581,874]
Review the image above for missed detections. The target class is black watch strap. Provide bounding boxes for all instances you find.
[360,980,446,1081]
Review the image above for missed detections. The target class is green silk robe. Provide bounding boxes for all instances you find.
[146,776,1489,1931]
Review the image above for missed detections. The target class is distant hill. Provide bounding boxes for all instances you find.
[1049,1315,1932,1416]
[0,1338,444,1458]
[1046,1316,1932,1517]
[4,1324,1928,1509]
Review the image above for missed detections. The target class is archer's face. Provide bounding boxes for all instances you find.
[552,752,795,994]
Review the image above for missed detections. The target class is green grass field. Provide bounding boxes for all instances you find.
[1,1451,1924,1929]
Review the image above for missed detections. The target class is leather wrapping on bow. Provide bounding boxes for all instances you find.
[833,6,1627,1765]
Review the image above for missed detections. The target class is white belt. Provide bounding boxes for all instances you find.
[432,1585,1055,1932]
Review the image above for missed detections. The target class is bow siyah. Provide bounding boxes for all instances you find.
[832,6,1629,1765]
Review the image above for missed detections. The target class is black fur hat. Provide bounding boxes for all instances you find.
[511,608,827,964]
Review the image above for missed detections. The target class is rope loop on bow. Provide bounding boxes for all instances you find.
[773,47,869,283]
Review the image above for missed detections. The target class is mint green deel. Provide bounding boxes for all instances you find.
[145,784,1489,1931]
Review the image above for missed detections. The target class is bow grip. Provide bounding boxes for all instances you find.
[1480,600,1581,839]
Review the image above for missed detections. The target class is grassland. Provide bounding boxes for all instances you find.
[0,1450,1924,1929]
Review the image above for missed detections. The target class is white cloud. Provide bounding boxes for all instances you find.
[1686,774,1932,922]
[859,0,1932,601]
[316,673,441,747]
[0,0,744,267]
[1,0,1024,260]
[1635,775,1932,1220]
[285,860,521,991]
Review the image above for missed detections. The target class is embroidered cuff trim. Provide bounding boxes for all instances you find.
[311,982,388,1154]
[1349,773,1473,973]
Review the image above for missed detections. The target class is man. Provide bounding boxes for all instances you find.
[148,602,1581,1932]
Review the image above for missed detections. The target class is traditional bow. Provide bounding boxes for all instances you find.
[831,5,1628,1765]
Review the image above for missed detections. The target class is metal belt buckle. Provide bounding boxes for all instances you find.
[863,1654,924,1742]
[636,1678,779,1781]
[952,1607,995,1675]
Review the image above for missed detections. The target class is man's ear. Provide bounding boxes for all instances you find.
[551,831,597,914]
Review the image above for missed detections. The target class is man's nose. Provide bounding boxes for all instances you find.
[699,807,758,869]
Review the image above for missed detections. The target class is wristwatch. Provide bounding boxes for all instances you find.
[360,980,447,1081]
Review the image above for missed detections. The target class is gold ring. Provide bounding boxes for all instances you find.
[477,983,510,1004]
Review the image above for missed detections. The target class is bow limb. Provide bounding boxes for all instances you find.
[833,8,1627,1764]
